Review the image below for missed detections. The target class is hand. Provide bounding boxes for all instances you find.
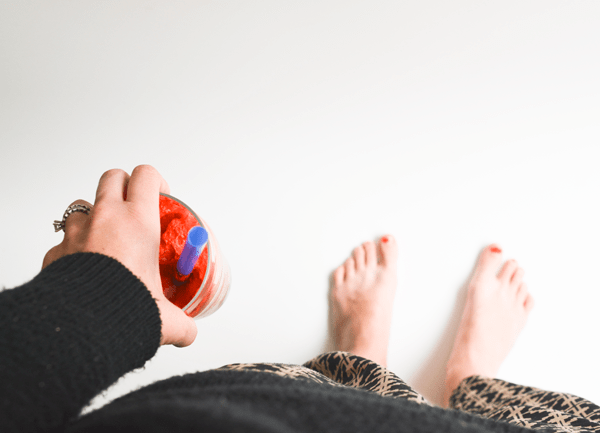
[43,165,197,347]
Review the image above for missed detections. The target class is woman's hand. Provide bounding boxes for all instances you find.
[43,165,197,347]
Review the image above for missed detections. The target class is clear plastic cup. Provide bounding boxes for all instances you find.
[158,193,231,319]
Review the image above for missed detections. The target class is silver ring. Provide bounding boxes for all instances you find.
[53,204,92,232]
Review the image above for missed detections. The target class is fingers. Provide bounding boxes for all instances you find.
[43,199,93,269]
[94,165,169,211]
[126,165,170,209]
[63,199,94,242]
[95,169,130,204]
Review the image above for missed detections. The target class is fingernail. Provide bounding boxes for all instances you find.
[381,236,389,243]
[490,246,502,253]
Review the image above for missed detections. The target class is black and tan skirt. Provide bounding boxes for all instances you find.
[217,351,600,433]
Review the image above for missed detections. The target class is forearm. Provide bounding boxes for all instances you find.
[0,253,162,432]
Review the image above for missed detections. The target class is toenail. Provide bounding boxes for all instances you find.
[490,246,502,253]
[381,236,389,243]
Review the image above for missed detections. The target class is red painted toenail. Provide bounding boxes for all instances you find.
[381,236,389,243]
[490,246,502,253]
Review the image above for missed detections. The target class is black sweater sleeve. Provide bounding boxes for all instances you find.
[0,252,162,433]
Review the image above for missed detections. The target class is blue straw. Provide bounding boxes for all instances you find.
[177,226,209,276]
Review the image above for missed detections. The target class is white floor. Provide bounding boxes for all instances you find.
[1,1,599,411]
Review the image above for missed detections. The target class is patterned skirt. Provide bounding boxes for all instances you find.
[217,351,600,433]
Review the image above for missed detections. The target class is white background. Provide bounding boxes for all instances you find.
[1,1,599,410]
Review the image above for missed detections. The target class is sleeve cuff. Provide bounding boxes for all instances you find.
[0,252,162,431]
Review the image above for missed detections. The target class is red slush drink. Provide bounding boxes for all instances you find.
[159,193,231,318]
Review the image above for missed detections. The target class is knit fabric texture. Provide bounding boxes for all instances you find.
[0,253,544,433]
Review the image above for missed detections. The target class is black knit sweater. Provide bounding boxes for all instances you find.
[0,253,540,433]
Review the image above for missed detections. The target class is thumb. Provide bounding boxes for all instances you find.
[157,299,198,347]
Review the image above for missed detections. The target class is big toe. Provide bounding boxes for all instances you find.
[378,235,398,268]
[473,244,504,279]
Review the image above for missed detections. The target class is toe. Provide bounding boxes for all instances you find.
[516,282,528,303]
[510,267,525,289]
[524,293,535,313]
[498,259,518,284]
[345,257,356,279]
[473,244,504,279]
[333,266,345,286]
[378,235,398,268]
[363,241,377,267]
[353,245,366,270]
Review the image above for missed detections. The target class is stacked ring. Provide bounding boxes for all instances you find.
[53,204,92,233]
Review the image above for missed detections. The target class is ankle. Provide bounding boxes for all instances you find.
[443,366,470,407]
[348,340,388,366]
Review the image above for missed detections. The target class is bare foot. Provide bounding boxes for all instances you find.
[329,235,398,367]
[443,244,535,407]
